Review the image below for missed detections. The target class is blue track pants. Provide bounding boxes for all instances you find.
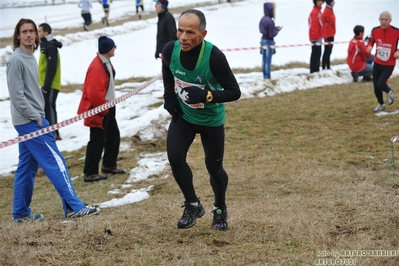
[12,117,85,219]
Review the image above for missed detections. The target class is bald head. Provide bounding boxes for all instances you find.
[379,11,392,29]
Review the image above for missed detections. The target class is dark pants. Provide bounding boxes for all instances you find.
[81,12,92,26]
[166,117,228,208]
[322,37,334,69]
[84,107,120,175]
[310,41,322,73]
[102,4,110,13]
[373,62,394,105]
[43,88,60,139]
[136,5,144,13]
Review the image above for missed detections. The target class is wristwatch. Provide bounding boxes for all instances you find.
[206,91,213,103]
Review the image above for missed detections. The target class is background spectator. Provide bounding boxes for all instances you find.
[38,23,62,140]
[347,25,373,82]
[100,0,112,27]
[77,36,126,182]
[136,0,144,20]
[78,0,92,31]
[154,0,177,59]
[308,0,324,73]
[259,2,282,79]
[321,0,335,70]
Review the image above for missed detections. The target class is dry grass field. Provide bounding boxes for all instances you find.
[0,72,398,265]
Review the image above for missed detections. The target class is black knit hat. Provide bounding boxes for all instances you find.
[98,36,115,54]
[154,0,168,9]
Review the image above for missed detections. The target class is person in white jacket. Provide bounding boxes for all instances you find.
[78,0,92,31]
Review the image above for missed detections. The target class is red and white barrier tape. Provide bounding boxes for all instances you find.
[0,73,162,149]
[220,41,349,52]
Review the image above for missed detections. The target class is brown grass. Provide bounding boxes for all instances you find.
[0,73,398,265]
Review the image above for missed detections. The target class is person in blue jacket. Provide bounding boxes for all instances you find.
[259,2,282,79]
[38,23,62,141]
[136,0,144,20]
[100,0,111,26]
[6,18,100,222]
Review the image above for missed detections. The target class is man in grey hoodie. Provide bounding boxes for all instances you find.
[6,18,100,222]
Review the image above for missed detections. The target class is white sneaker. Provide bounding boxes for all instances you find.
[387,89,394,105]
[373,104,386,113]
[66,206,100,218]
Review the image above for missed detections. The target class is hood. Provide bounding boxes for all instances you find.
[40,34,63,49]
[263,2,274,18]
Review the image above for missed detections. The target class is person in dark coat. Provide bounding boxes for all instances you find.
[154,0,177,59]
[38,23,62,140]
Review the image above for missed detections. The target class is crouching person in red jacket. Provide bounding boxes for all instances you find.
[77,36,126,182]
[347,25,373,82]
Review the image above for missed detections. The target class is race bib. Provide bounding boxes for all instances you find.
[377,46,391,61]
[174,77,205,109]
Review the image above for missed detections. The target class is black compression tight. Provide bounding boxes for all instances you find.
[373,63,394,105]
[166,117,228,208]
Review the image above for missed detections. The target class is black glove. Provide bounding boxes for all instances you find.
[41,86,50,93]
[183,86,207,104]
[164,97,183,123]
[155,52,160,59]
[364,35,371,41]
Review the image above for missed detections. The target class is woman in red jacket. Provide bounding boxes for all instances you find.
[367,11,399,113]
[347,25,373,82]
[322,0,335,70]
[308,0,324,73]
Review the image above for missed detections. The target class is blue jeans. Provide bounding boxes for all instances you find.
[261,39,274,79]
[13,117,85,219]
[357,55,374,77]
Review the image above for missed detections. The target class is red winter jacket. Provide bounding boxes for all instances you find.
[347,36,371,72]
[322,5,335,39]
[77,54,114,128]
[308,6,323,41]
[368,25,399,66]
